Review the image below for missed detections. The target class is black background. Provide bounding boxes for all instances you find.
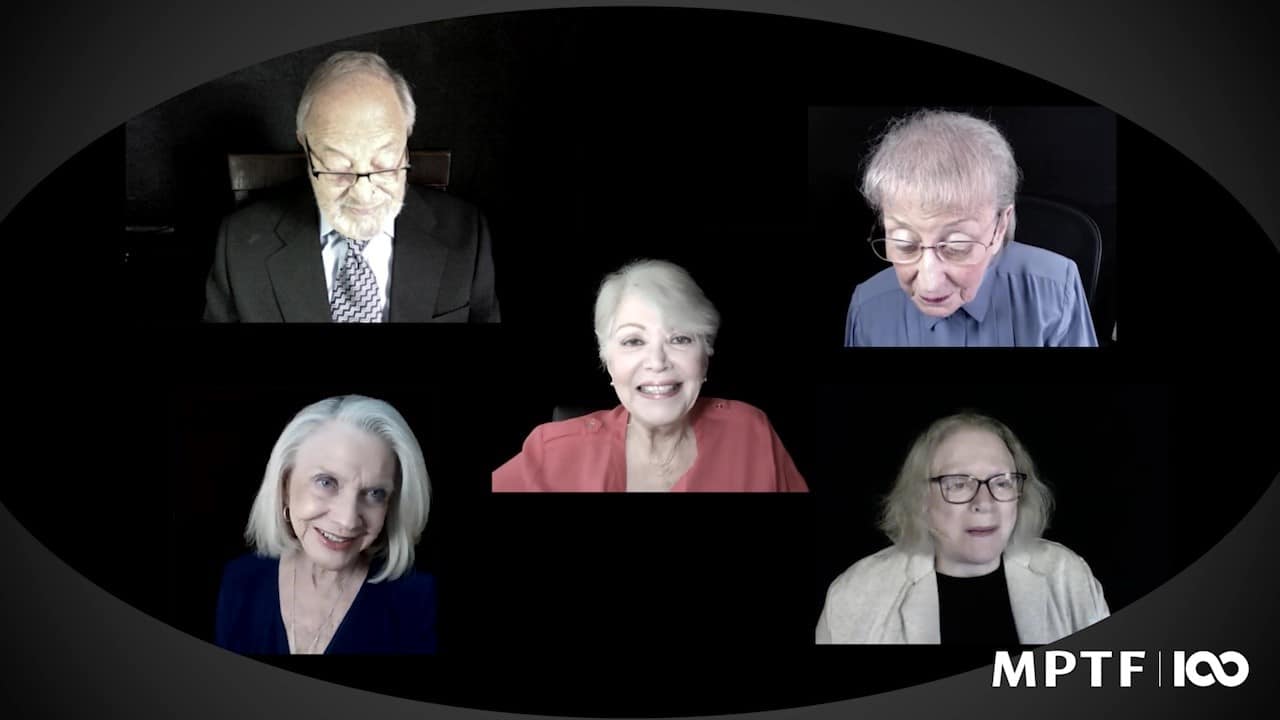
[2,2,1278,719]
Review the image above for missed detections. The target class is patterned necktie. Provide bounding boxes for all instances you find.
[329,235,383,323]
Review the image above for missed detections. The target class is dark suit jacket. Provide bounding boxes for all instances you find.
[203,183,500,322]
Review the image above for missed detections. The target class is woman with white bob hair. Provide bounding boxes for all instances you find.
[216,394,436,654]
[816,412,1108,644]
[493,259,808,492]
[845,109,1097,346]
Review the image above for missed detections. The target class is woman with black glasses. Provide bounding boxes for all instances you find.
[815,412,1108,644]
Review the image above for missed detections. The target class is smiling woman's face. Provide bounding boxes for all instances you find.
[286,421,396,572]
[926,426,1019,577]
[603,292,708,433]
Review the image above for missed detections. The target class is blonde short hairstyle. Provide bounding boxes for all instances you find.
[861,109,1021,239]
[243,395,430,583]
[879,412,1053,553]
[593,259,721,363]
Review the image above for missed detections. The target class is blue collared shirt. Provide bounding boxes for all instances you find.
[844,241,1098,347]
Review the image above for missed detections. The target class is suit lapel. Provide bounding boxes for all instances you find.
[388,187,447,322]
[267,195,331,322]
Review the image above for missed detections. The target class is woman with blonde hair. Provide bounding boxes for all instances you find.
[216,394,436,654]
[816,412,1107,644]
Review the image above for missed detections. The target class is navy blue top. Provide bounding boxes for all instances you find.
[215,553,437,654]
[844,241,1098,347]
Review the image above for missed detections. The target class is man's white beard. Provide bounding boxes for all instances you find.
[322,195,405,241]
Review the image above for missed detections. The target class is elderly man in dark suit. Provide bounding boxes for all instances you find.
[203,51,499,322]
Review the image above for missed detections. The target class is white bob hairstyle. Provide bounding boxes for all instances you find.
[861,109,1022,240]
[593,259,721,363]
[879,412,1054,554]
[295,50,417,140]
[243,395,431,583]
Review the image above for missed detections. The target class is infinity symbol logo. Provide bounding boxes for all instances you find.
[1174,651,1249,687]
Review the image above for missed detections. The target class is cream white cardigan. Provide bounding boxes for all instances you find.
[815,539,1109,644]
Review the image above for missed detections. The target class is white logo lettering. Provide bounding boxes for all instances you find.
[992,650,1036,687]
[1079,650,1113,687]
[1120,651,1145,687]
[990,649,1248,688]
[1045,651,1077,687]
[1174,651,1250,687]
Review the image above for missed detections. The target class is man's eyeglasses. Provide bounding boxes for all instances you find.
[868,212,1003,267]
[304,137,410,190]
[929,472,1025,504]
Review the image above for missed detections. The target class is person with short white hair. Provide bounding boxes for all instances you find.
[815,412,1108,644]
[216,395,437,654]
[846,109,1096,346]
[204,50,499,323]
[493,259,808,492]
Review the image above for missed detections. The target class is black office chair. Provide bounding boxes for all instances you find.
[1012,194,1102,307]
[226,150,452,207]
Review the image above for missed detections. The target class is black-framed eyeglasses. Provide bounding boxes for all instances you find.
[304,136,410,190]
[929,472,1025,504]
[867,211,1003,267]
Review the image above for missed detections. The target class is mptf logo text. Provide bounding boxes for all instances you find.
[992,650,1249,688]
